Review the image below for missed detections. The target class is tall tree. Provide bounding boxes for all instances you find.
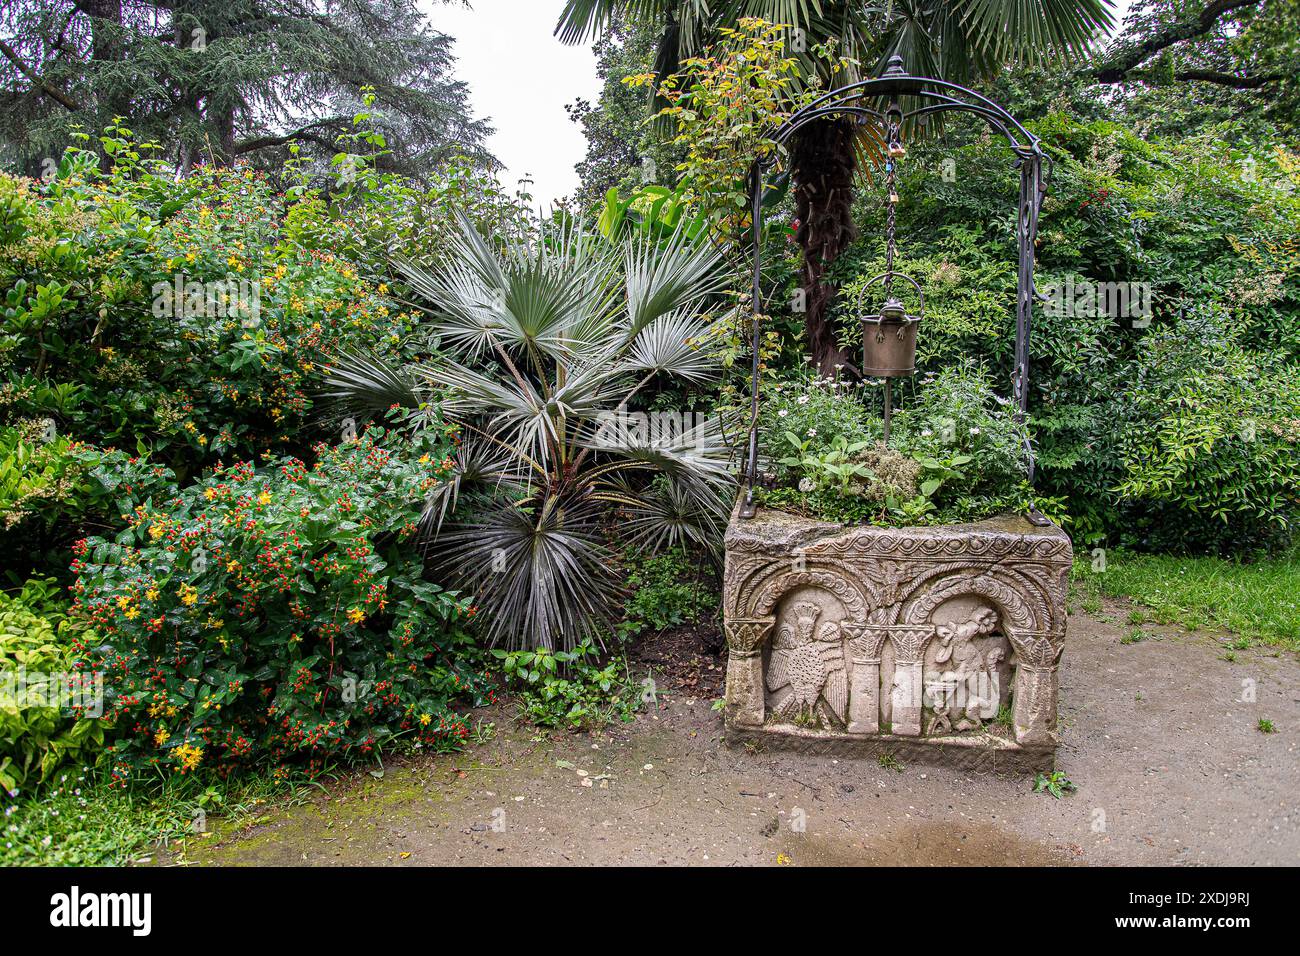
[565,14,682,209]
[1092,0,1298,140]
[0,0,491,177]
[557,1,1112,373]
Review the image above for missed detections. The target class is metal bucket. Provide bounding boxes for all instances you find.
[862,318,919,377]
[857,272,923,378]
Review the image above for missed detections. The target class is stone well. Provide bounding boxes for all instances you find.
[722,502,1072,771]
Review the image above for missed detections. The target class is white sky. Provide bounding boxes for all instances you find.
[422,0,600,208]
[427,0,1136,209]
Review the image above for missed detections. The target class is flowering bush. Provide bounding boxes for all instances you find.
[0,127,434,485]
[757,363,1033,525]
[67,420,492,780]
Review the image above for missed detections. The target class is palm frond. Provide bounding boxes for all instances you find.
[609,474,729,558]
[624,225,729,336]
[620,309,726,385]
[954,0,1113,68]
[318,349,420,419]
[430,492,623,650]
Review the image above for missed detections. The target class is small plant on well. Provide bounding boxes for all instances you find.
[877,753,904,772]
[1257,718,1276,734]
[1120,628,1145,645]
[1033,770,1077,798]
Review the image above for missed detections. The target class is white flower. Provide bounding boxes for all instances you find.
[778,409,788,418]
[921,429,933,438]
[969,427,981,435]
[798,477,815,493]
[807,428,817,437]
[797,395,809,405]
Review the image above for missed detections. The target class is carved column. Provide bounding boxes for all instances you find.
[844,623,889,735]
[1008,630,1063,746]
[724,618,775,727]
[887,625,935,737]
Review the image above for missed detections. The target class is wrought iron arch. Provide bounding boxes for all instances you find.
[739,55,1050,526]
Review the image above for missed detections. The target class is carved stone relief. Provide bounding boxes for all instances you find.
[723,510,1072,763]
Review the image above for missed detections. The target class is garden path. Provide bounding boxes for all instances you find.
[179,603,1299,866]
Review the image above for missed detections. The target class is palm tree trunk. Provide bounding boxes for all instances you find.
[790,117,858,376]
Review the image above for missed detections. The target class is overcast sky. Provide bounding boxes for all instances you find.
[426,0,1137,209]
[422,0,600,208]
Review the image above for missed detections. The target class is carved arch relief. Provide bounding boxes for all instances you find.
[722,521,1069,749]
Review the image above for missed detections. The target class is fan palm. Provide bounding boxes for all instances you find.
[322,213,735,650]
[557,0,1113,373]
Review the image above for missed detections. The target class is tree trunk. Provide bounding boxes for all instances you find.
[790,117,858,376]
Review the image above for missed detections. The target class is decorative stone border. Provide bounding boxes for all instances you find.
[723,502,1071,771]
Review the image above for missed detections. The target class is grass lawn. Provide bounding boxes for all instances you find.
[1071,549,1300,652]
[3,767,317,866]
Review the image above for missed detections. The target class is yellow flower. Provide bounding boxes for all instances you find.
[145,587,159,601]
[123,607,140,621]
[418,713,432,726]
[347,607,366,625]
[174,743,204,773]
[179,585,199,607]
[204,487,218,501]
[258,490,272,506]
[148,523,165,541]
[116,595,132,610]
[154,728,170,746]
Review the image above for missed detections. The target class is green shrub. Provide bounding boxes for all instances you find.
[68,419,490,780]
[1115,315,1300,553]
[0,144,433,585]
[0,579,105,793]
[619,547,718,639]
[492,640,640,729]
[0,422,87,534]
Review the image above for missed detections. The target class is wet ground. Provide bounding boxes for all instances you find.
[177,601,1299,866]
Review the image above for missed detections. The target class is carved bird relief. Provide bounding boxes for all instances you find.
[767,600,848,726]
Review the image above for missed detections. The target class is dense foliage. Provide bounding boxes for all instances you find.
[0,578,104,792]
[771,112,1300,551]
[68,421,491,781]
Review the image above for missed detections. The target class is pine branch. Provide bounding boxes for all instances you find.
[232,117,349,155]
[0,38,82,111]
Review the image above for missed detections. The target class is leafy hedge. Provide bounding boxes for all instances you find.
[0,579,104,793]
